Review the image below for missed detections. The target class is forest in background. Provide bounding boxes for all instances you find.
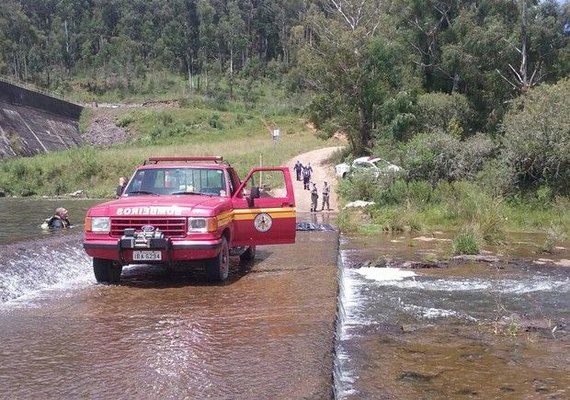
[0,1,569,205]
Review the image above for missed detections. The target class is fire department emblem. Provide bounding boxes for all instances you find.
[254,213,272,232]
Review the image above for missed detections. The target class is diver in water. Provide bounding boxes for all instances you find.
[41,207,72,229]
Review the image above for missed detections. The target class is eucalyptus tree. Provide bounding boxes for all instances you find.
[298,0,399,155]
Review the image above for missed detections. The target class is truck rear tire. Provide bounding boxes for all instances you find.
[206,237,229,282]
[93,258,122,284]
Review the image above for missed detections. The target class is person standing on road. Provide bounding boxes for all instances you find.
[294,160,303,181]
[321,181,330,211]
[310,182,319,212]
[306,162,313,181]
[302,165,311,190]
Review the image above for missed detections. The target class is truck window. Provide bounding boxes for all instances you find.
[126,167,227,196]
[242,170,289,198]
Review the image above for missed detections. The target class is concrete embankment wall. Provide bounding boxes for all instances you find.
[0,80,84,159]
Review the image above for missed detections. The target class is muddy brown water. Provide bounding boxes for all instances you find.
[336,233,570,399]
[0,198,338,399]
[1,198,569,399]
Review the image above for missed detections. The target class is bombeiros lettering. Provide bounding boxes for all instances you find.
[117,206,182,216]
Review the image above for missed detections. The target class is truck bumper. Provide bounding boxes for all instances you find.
[83,238,222,264]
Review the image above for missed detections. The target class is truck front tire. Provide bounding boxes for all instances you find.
[93,258,123,284]
[206,237,229,282]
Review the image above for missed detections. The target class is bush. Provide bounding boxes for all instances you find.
[442,181,505,243]
[373,179,435,208]
[337,173,381,202]
[416,92,474,137]
[399,132,461,184]
[116,113,135,127]
[457,134,496,180]
[500,78,570,195]
[476,159,515,197]
[371,206,423,233]
[453,228,481,254]
[209,113,224,129]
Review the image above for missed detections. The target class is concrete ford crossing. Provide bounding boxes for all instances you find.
[83,156,296,283]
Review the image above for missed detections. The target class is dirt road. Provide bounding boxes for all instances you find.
[285,147,343,213]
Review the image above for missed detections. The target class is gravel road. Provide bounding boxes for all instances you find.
[285,146,343,213]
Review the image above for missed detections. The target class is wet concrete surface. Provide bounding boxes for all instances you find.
[0,213,339,399]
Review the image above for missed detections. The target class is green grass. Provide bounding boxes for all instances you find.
[452,229,481,255]
[337,193,569,239]
[0,104,330,198]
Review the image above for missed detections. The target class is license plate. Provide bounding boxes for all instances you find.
[133,251,162,261]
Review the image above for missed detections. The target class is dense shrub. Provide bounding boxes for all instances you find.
[457,134,496,180]
[373,179,435,208]
[501,78,570,195]
[475,159,515,197]
[399,132,461,184]
[337,173,380,202]
[416,92,474,137]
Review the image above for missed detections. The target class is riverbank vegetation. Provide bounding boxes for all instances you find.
[0,0,568,249]
[0,100,328,197]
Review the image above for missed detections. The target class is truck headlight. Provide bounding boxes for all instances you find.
[88,217,110,233]
[188,217,217,233]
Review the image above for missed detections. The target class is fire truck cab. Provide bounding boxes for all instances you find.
[83,156,296,283]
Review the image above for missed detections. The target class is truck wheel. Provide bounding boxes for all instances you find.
[93,258,122,284]
[206,236,229,282]
[239,245,256,265]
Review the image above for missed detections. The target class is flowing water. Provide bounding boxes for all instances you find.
[0,199,338,399]
[1,198,569,399]
[335,234,570,399]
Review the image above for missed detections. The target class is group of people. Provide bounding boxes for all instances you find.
[294,160,314,190]
[293,160,331,212]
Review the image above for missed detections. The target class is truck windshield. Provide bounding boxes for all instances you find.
[125,167,227,197]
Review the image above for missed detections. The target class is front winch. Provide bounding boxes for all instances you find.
[120,227,168,249]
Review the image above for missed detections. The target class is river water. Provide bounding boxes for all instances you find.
[335,234,570,399]
[1,198,569,399]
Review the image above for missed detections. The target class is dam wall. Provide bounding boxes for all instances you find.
[0,80,84,159]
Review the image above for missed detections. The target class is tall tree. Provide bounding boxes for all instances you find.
[299,0,395,154]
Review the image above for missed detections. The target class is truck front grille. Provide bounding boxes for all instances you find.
[111,217,186,238]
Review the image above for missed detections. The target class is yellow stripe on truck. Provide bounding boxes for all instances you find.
[232,208,296,221]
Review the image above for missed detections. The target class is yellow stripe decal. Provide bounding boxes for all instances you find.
[217,210,233,227]
[233,208,296,221]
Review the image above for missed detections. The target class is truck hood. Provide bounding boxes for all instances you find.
[86,195,227,218]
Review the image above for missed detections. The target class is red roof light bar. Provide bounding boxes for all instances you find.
[145,156,224,165]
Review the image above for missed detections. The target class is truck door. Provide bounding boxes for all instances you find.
[231,167,296,246]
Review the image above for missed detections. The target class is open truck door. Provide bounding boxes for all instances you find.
[231,166,296,246]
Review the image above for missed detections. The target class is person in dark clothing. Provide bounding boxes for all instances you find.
[116,176,127,198]
[42,207,72,229]
[310,182,319,212]
[321,181,330,211]
[294,160,303,181]
[306,162,313,179]
[302,165,311,190]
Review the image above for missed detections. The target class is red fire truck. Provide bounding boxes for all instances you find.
[83,156,296,283]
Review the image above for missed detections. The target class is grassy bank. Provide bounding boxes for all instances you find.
[0,102,331,198]
[335,175,570,254]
